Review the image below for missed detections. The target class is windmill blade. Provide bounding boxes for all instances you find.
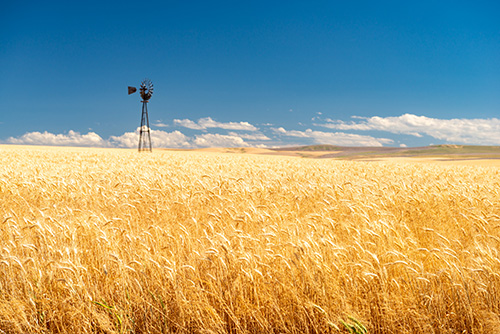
[128,86,137,95]
[138,79,154,100]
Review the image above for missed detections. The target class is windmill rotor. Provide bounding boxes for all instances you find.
[140,79,154,101]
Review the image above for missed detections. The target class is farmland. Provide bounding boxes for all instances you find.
[1,145,500,333]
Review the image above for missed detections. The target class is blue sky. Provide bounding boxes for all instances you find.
[1,1,499,148]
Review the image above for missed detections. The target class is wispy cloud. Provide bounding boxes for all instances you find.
[152,120,169,128]
[272,127,393,147]
[173,118,203,130]
[316,114,500,145]
[174,117,258,131]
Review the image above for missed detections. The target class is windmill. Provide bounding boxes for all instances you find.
[128,79,154,152]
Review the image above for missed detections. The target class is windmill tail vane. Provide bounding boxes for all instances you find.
[128,79,154,152]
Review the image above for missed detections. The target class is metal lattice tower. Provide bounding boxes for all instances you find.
[128,79,154,152]
[138,100,152,152]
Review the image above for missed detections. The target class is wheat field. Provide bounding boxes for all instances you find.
[1,145,500,333]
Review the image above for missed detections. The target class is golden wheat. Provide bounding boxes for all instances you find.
[1,145,500,333]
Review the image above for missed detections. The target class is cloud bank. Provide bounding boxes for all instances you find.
[6,130,107,147]
[317,114,500,145]
[6,114,500,148]
[6,128,258,149]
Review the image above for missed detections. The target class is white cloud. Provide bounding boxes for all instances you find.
[173,118,204,130]
[152,130,191,148]
[174,117,257,131]
[6,129,250,149]
[109,128,190,148]
[272,128,393,147]
[8,129,191,149]
[228,132,271,141]
[317,114,500,145]
[153,121,169,128]
[194,133,249,147]
[6,130,107,147]
[108,131,138,148]
[13,113,500,149]
[272,127,308,137]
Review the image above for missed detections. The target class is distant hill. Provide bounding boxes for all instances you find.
[270,145,500,159]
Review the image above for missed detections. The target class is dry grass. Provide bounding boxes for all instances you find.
[1,145,500,333]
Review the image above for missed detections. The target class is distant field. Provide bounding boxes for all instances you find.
[179,145,500,165]
[1,145,500,333]
[271,144,500,160]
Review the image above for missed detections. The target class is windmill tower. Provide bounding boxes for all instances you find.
[128,79,154,152]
